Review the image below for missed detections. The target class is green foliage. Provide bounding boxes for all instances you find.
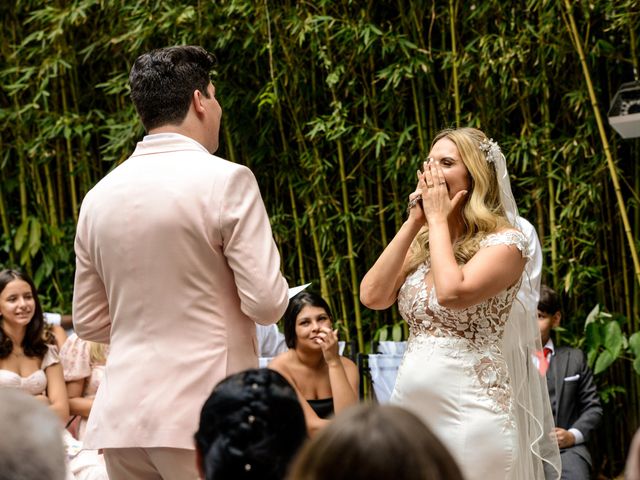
[1,1,639,475]
[583,304,640,378]
[374,321,405,344]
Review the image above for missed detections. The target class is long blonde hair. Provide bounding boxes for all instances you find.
[89,342,108,365]
[405,127,512,273]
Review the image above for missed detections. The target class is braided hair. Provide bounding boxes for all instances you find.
[195,368,307,480]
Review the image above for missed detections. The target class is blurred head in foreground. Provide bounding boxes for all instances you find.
[287,404,465,480]
[0,388,66,480]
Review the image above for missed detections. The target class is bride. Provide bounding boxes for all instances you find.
[360,128,561,480]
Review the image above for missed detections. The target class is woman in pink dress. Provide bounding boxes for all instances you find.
[60,333,110,480]
[60,334,108,441]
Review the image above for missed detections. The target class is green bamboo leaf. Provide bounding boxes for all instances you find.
[584,322,602,350]
[392,323,402,342]
[28,217,42,256]
[629,332,640,357]
[594,350,615,375]
[586,349,598,370]
[14,220,29,251]
[583,304,600,328]
[378,327,388,343]
[634,358,640,377]
[603,321,623,359]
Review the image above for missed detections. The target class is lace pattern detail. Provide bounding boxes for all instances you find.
[480,230,530,260]
[398,230,527,423]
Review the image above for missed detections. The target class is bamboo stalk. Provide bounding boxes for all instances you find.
[18,156,27,225]
[43,163,59,244]
[635,146,639,324]
[629,20,639,328]
[620,218,631,320]
[537,11,557,286]
[264,1,306,285]
[317,11,365,352]
[335,138,365,352]
[55,143,66,226]
[562,0,640,289]
[59,79,79,222]
[306,201,330,301]
[0,179,14,264]
[331,243,352,346]
[223,123,237,164]
[410,79,426,155]
[448,0,460,127]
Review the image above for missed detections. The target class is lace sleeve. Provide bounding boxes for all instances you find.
[480,230,530,259]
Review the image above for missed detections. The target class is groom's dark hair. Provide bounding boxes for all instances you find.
[129,45,215,131]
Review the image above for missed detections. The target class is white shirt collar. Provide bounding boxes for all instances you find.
[544,338,555,356]
[141,132,210,153]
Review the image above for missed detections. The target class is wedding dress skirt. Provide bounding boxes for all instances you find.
[390,232,530,480]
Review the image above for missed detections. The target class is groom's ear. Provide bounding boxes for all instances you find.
[551,311,561,328]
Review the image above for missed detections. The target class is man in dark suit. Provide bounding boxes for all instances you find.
[538,285,603,479]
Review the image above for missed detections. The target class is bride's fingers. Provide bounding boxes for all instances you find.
[450,189,468,210]
[423,161,435,189]
[433,161,447,188]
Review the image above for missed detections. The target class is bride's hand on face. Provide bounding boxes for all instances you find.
[419,159,467,223]
[407,173,426,226]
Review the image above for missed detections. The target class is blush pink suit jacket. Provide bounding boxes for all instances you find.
[72,133,289,450]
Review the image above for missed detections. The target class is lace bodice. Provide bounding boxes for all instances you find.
[398,231,529,348]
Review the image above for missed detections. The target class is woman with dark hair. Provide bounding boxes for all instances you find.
[269,291,359,435]
[287,404,465,480]
[0,269,68,422]
[194,368,307,480]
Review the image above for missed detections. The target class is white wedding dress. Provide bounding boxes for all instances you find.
[390,231,530,480]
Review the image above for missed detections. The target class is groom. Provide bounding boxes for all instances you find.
[72,45,289,479]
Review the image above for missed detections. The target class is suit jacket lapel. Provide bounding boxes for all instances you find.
[552,348,570,425]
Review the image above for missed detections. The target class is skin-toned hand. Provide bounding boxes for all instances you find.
[554,428,576,449]
[408,175,426,226]
[418,159,467,223]
[314,326,341,366]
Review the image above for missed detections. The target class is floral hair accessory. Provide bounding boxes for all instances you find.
[479,138,501,165]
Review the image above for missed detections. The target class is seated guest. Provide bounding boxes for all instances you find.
[0,388,68,480]
[194,368,307,480]
[269,291,359,434]
[60,333,110,480]
[60,333,109,441]
[538,285,603,479]
[258,284,312,360]
[286,404,464,480]
[0,269,69,422]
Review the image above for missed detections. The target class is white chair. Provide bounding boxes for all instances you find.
[368,342,406,403]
